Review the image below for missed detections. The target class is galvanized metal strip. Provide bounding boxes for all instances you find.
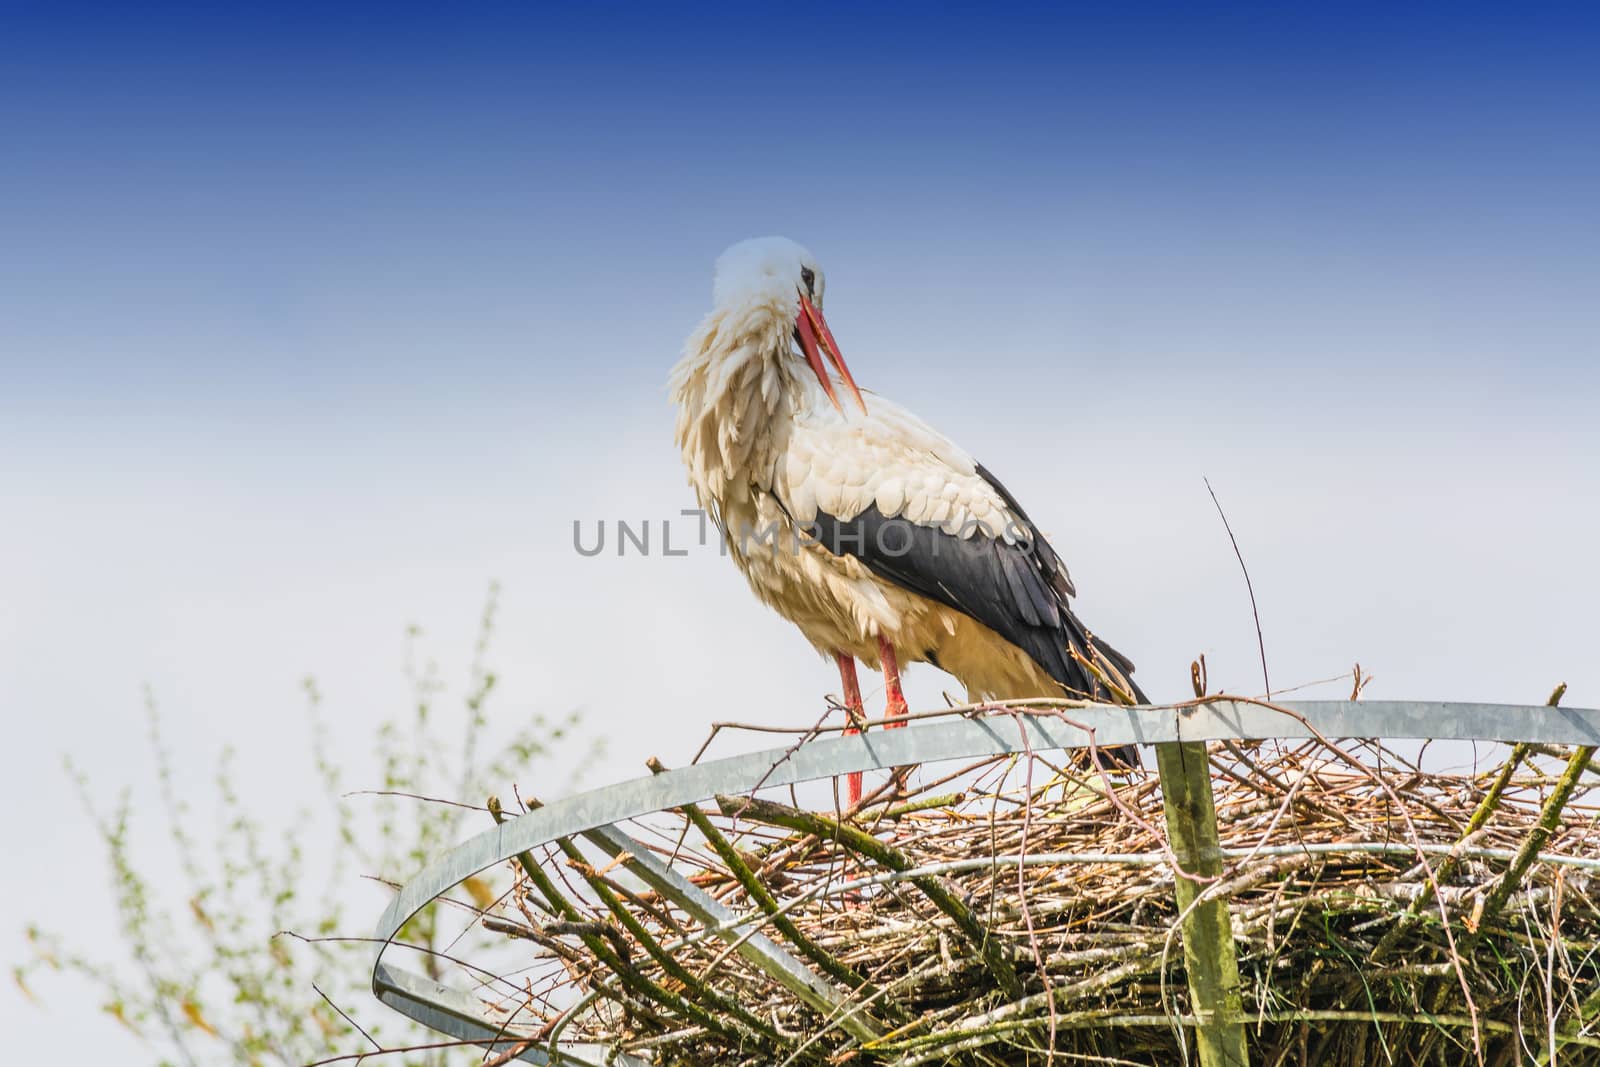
[372,959,649,1066]
[375,700,1600,943]
[582,822,882,1039]
[371,699,1600,1062]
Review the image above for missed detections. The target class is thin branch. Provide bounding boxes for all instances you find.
[1204,475,1271,699]
[312,982,379,1051]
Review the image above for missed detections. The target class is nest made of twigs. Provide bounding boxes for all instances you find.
[479,715,1600,1066]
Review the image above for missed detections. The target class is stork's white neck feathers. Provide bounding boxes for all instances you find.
[670,238,835,505]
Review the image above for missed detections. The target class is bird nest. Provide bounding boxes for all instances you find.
[476,706,1600,1066]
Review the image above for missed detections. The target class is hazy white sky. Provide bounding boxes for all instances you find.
[7,384,1598,1059]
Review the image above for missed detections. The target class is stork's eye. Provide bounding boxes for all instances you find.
[800,267,815,294]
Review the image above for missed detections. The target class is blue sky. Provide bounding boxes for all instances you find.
[4,3,1599,1060]
[5,2,1597,422]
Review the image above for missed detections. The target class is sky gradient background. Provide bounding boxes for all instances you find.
[4,3,1599,1060]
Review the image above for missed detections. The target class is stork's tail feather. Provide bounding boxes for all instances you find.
[1058,610,1145,705]
[1058,609,1145,768]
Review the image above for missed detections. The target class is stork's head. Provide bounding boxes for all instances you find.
[709,237,867,415]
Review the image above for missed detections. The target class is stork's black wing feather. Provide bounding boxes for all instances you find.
[808,463,1146,708]
[974,463,1146,693]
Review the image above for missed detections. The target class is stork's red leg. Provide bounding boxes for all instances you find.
[878,636,912,792]
[834,652,865,807]
[877,636,909,726]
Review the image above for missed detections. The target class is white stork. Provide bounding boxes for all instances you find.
[670,237,1145,803]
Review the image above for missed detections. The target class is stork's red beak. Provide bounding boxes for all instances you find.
[796,294,868,416]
